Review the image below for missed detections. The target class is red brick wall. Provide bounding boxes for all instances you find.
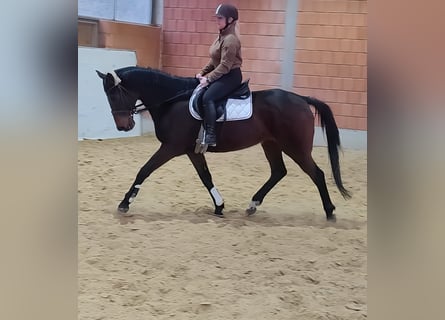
[294,0,367,130]
[162,0,367,130]
[236,0,287,91]
[162,0,287,92]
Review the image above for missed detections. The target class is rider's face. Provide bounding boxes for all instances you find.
[215,15,226,30]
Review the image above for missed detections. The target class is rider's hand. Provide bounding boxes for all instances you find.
[199,77,209,87]
[195,73,203,79]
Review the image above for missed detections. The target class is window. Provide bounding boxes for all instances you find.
[78,0,161,25]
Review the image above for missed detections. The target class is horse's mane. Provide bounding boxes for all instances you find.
[115,66,195,88]
[113,66,198,107]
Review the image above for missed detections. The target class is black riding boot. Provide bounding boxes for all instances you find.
[203,101,217,146]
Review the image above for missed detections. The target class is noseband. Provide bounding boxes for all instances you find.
[108,84,147,116]
[111,102,146,116]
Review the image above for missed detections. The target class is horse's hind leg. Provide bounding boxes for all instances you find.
[187,152,224,216]
[247,141,287,215]
[283,149,336,221]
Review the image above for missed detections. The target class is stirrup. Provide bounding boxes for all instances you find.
[194,126,209,153]
[194,138,208,154]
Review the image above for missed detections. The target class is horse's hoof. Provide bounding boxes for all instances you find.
[214,204,224,217]
[118,208,133,217]
[118,205,128,212]
[213,212,224,218]
[246,207,257,216]
[327,214,337,222]
[118,206,133,217]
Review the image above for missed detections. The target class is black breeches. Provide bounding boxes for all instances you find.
[202,68,242,105]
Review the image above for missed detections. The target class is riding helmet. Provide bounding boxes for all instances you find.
[215,3,239,21]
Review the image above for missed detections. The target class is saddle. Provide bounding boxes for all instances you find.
[189,80,252,122]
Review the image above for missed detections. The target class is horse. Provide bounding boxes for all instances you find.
[96,66,351,221]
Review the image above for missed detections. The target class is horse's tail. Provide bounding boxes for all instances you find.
[301,95,352,199]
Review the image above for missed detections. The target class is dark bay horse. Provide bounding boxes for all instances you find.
[97,66,350,221]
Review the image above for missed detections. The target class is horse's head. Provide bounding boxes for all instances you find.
[96,70,138,131]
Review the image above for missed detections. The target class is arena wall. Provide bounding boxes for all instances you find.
[77,0,367,143]
[161,0,367,130]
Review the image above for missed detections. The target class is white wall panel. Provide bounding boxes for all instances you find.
[78,47,141,140]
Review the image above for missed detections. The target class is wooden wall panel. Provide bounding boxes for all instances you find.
[98,21,161,68]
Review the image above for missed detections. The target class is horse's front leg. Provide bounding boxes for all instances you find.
[187,152,225,216]
[118,145,177,214]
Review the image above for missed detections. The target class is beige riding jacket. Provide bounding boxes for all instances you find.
[200,23,242,83]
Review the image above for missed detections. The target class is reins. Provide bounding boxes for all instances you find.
[157,88,195,107]
[107,68,198,116]
[110,84,195,116]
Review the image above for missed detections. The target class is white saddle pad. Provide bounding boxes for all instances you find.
[189,86,252,122]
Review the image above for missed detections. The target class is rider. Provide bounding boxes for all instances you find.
[196,3,243,146]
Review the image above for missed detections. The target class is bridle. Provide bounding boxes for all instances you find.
[106,70,199,117]
[110,101,147,116]
[107,83,147,116]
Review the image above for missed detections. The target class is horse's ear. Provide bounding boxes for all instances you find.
[97,71,115,90]
[104,73,116,89]
[96,70,113,90]
[96,70,106,79]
